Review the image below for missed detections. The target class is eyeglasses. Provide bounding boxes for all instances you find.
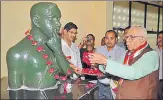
[86,37,94,41]
[68,30,77,34]
[123,35,144,41]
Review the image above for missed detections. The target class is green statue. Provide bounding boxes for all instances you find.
[6,2,74,99]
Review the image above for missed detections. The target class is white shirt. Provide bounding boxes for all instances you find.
[155,47,162,80]
[61,39,82,68]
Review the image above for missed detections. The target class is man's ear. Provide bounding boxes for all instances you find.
[63,29,67,35]
[141,38,146,44]
[33,15,40,27]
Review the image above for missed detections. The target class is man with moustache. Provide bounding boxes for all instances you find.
[89,26,159,99]
[61,22,82,69]
[155,30,163,99]
[95,30,125,99]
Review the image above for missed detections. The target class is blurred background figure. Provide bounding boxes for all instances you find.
[101,37,105,46]
[155,30,163,100]
[117,26,131,50]
[80,34,97,80]
[58,27,64,39]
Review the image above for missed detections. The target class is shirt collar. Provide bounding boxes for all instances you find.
[104,44,118,51]
[61,39,73,48]
[156,46,162,52]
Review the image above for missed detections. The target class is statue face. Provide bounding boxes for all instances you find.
[39,6,61,38]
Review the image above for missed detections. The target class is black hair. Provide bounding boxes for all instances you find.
[158,30,163,37]
[87,34,95,40]
[64,22,78,31]
[156,30,163,46]
[157,30,163,39]
[105,30,118,38]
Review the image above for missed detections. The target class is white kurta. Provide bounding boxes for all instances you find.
[61,39,82,68]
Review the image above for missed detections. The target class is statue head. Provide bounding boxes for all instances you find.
[30,2,61,38]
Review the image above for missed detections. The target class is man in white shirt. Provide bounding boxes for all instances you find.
[61,22,82,68]
[155,30,163,99]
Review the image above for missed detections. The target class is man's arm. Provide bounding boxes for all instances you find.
[76,47,83,68]
[95,47,106,73]
[105,51,159,80]
[95,46,124,73]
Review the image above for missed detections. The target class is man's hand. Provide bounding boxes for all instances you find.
[88,53,107,65]
[78,35,87,49]
[81,35,87,43]
[69,64,82,75]
[97,73,105,78]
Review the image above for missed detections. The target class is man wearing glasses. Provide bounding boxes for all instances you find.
[61,22,82,77]
[89,26,159,99]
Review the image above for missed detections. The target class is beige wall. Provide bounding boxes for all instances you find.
[1,1,113,77]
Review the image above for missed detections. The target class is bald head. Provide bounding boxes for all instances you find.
[125,26,148,51]
[127,26,147,39]
[30,2,61,24]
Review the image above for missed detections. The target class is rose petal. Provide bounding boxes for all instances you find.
[37,46,44,52]
[66,56,71,59]
[28,35,33,40]
[85,83,95,89]
[112,87,118,93]
[54,74,59,79]
[32,40,38,46]
[25,30,30,35]
[67,69,72,75]
[42,54,48,59]
[60,95,66,99]
[60,76,67,81]
[48,68,55,74]
[82,52,92,66]
[54,96,58,100]
[46,61,53,66]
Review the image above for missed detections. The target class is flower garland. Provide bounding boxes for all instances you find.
[25,30,73,97]
[25,30,96,99]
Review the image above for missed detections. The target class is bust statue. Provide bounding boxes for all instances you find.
[6,2,74,99]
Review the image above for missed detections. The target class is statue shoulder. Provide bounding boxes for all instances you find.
[6,38,32,60]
